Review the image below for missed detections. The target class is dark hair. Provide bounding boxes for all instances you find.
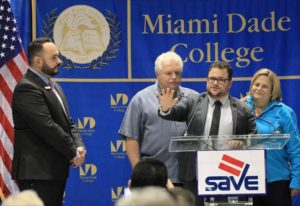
[130,158,168,188]
[208,62,233,80]
[28,37,52,65]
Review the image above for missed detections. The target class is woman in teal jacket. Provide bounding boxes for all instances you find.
[246,69,300,206]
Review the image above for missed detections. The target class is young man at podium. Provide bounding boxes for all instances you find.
[158,61,257,206]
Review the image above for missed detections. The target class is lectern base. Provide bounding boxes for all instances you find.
[204,197,253,206]
[204,202,252,206]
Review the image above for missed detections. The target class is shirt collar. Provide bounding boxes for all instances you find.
[247,95,281,114]
[208,94,229,106]
[29,68,51,85]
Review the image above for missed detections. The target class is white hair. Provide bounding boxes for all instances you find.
[115,187,176,206]
[2,190,44,206]
[154,51,183,72]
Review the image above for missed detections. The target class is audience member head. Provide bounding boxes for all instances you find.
[168,187,195,206]
[115,186,176,206]
[129,158,168,189]
[154,51,183,92]
[2,190,44,206]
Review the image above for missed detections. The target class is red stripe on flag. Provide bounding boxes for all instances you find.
[0,75,13,105]
[222,154,244,168]
[20,50,28,65]
[218,162,241,176]
[0,141,12,174]
[6,59,23,82]
[0,107,14,143]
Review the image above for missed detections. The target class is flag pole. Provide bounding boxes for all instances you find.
[31,0,36,40]
[0,187,6,201]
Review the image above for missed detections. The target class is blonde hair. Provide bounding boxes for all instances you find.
[250,68,282,101]
[2,190,44,206]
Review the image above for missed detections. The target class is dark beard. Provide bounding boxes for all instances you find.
[207,88,222,98]
[41,63,59,77]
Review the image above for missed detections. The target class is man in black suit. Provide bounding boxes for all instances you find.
[12,37,86,206]
[158,62,257,206]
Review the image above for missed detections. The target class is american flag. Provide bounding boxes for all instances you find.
[0,0,28,199]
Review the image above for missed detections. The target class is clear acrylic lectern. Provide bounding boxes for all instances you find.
[169,133,289,152]
[169,133,290,206]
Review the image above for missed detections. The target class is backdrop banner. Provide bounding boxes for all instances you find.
[26,0,300,205]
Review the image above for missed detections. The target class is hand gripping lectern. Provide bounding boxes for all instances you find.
[169,134,290,206]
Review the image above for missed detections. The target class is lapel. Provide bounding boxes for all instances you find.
[26,69,48,88]
[26,70,70,121]
[51,81,71,118]
[191,94,209,135]
[230,96,238,134]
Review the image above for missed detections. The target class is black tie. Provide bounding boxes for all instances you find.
[209,101,222,136]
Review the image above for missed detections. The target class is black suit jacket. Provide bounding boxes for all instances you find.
[12,69,84,180]
[159,92,257,181]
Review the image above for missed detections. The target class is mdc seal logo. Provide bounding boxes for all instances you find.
[53,5,110,64]
[43,5,121,70]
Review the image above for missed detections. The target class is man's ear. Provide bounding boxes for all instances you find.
[33,56,42,67]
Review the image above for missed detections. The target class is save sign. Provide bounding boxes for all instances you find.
[197,150,266,196]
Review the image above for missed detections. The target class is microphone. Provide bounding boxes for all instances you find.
[232,102,280,134]
[183,98,203,136]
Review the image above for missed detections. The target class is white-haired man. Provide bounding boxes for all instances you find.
[119,51,198,185]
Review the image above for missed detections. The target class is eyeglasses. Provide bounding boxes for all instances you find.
[207,77,229,84]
